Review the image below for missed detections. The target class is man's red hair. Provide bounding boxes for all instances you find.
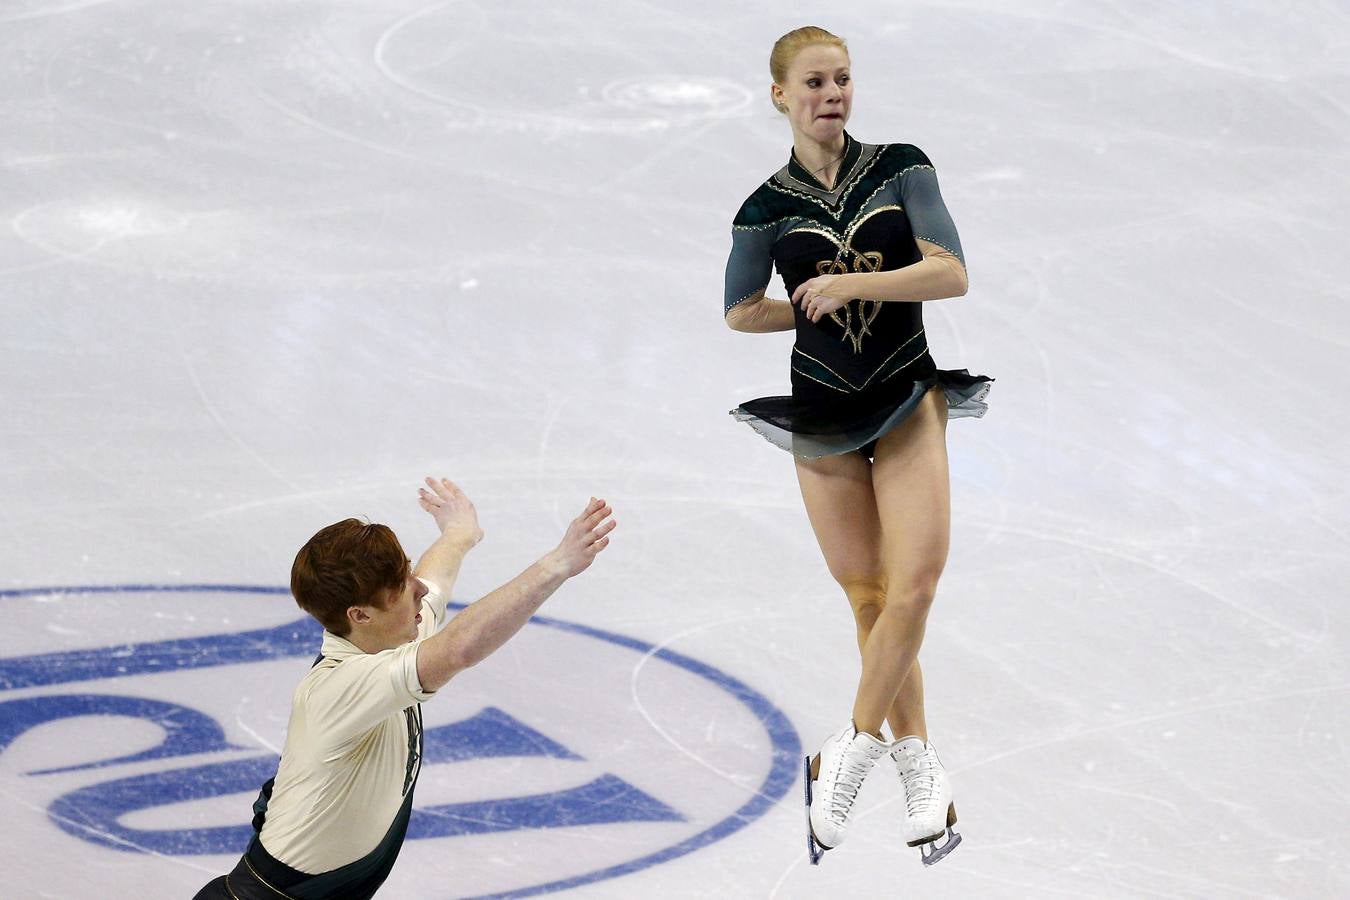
[290,519,408,636]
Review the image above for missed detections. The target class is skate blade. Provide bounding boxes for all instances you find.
[918,827,962,867]
[803,755,827,866]
[906,802,958,848]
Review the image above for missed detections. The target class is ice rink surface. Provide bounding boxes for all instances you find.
[3,1,1348,897]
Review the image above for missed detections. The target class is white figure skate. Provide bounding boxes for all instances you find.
[804,724,890,864]
[892,736,962,866]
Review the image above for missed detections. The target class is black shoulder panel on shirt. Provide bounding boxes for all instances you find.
[876,143,934,175]
[732,180,799,229]
[732,142,934,231]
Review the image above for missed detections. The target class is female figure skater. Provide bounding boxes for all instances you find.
[723,26,991,866]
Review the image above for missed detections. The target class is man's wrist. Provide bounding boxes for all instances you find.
[537,551,571,582]
[437,527,482,550]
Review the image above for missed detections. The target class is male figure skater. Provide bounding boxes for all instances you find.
[194,477,615,899]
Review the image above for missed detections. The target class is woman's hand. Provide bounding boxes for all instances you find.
[791,274,852,323]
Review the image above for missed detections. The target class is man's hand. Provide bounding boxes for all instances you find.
[418,477,484,546]
[414,495,617,691]
[543,497,616,578]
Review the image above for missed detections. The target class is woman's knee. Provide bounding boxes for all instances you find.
[886,572,942,619]
[839,578,887,627]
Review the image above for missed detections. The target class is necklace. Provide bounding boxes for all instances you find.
[810,151,845,178]
[797,139,849,186]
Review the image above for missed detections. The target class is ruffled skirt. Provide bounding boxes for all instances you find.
[732,368,992,459]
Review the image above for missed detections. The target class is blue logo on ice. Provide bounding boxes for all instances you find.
[0,585,800,897]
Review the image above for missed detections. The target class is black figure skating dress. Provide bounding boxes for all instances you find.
[725,134,992,458]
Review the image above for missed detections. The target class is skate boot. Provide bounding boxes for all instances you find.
[804,724,890,864]
[892,736,962,866]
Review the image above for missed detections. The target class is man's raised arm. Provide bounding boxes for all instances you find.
[414,477,485,595]
[415,495,615,693]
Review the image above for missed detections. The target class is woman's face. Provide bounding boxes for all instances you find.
[774,44,852,144]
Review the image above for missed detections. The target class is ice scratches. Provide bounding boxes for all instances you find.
[232,708,279,755]
[174,480,388,524]
[0,0,119,24]
[409,774,683,839]
[972,519,1322,645]
[2,786,216,876]
[961,3,1276,78]
[1072,780,1182,818]
[250,90,565,197]
[628,612,776,790]
[601,77,752,117]
[0,256,72,277]
[39,708,675,856]
[775,842,1088,900]
[961,680,1350,776]
[431,708,574,765]
[371,1,749,135]
[253,90,437,167]
[11,204,114,263]
[9,198,193,280]
[1218,284,1350,351]
[174,338,305,497]
[372,1,512,130]
[1088,853,1273,899]
[2,695,239,776]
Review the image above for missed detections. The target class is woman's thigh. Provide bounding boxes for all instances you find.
[794,449,884,590]
[871,389,952,593]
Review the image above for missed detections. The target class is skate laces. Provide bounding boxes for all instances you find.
[822,742,877,822]
[900,747,942,817]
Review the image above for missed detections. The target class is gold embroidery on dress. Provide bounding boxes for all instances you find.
[783,203,913,354]
[790,362,854,394]
[845,204,903,243]
[793,329,926,392]
[852,165,932,222]
[876,345,931,383]
[817,253,883,354]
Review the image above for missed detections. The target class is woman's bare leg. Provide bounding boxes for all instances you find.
[794,447,921,739]
[851,390,951,735]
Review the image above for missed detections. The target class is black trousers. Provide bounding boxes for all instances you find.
[193,875,230,899]
[193,852,292,900]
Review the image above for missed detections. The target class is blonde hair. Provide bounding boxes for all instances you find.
[770,26,848,84]
[769,26,849,114]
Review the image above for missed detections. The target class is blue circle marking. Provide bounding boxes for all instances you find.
[0,585,801,898]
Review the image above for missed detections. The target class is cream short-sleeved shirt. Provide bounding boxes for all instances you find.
[258,577,449,874]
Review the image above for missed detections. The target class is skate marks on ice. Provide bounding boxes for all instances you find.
[4,0,1350,896]
[0,585,799,897]
[0,0,756,289]
[0,0,119,24]
[372,1,754,135]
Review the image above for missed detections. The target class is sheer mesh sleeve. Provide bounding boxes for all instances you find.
[901,166,964,266]
[724,226,776,314]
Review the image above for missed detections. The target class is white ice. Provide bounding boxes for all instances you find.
[2,1,1348,897]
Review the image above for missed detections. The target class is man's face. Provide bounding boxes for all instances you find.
[362,572,428,649]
